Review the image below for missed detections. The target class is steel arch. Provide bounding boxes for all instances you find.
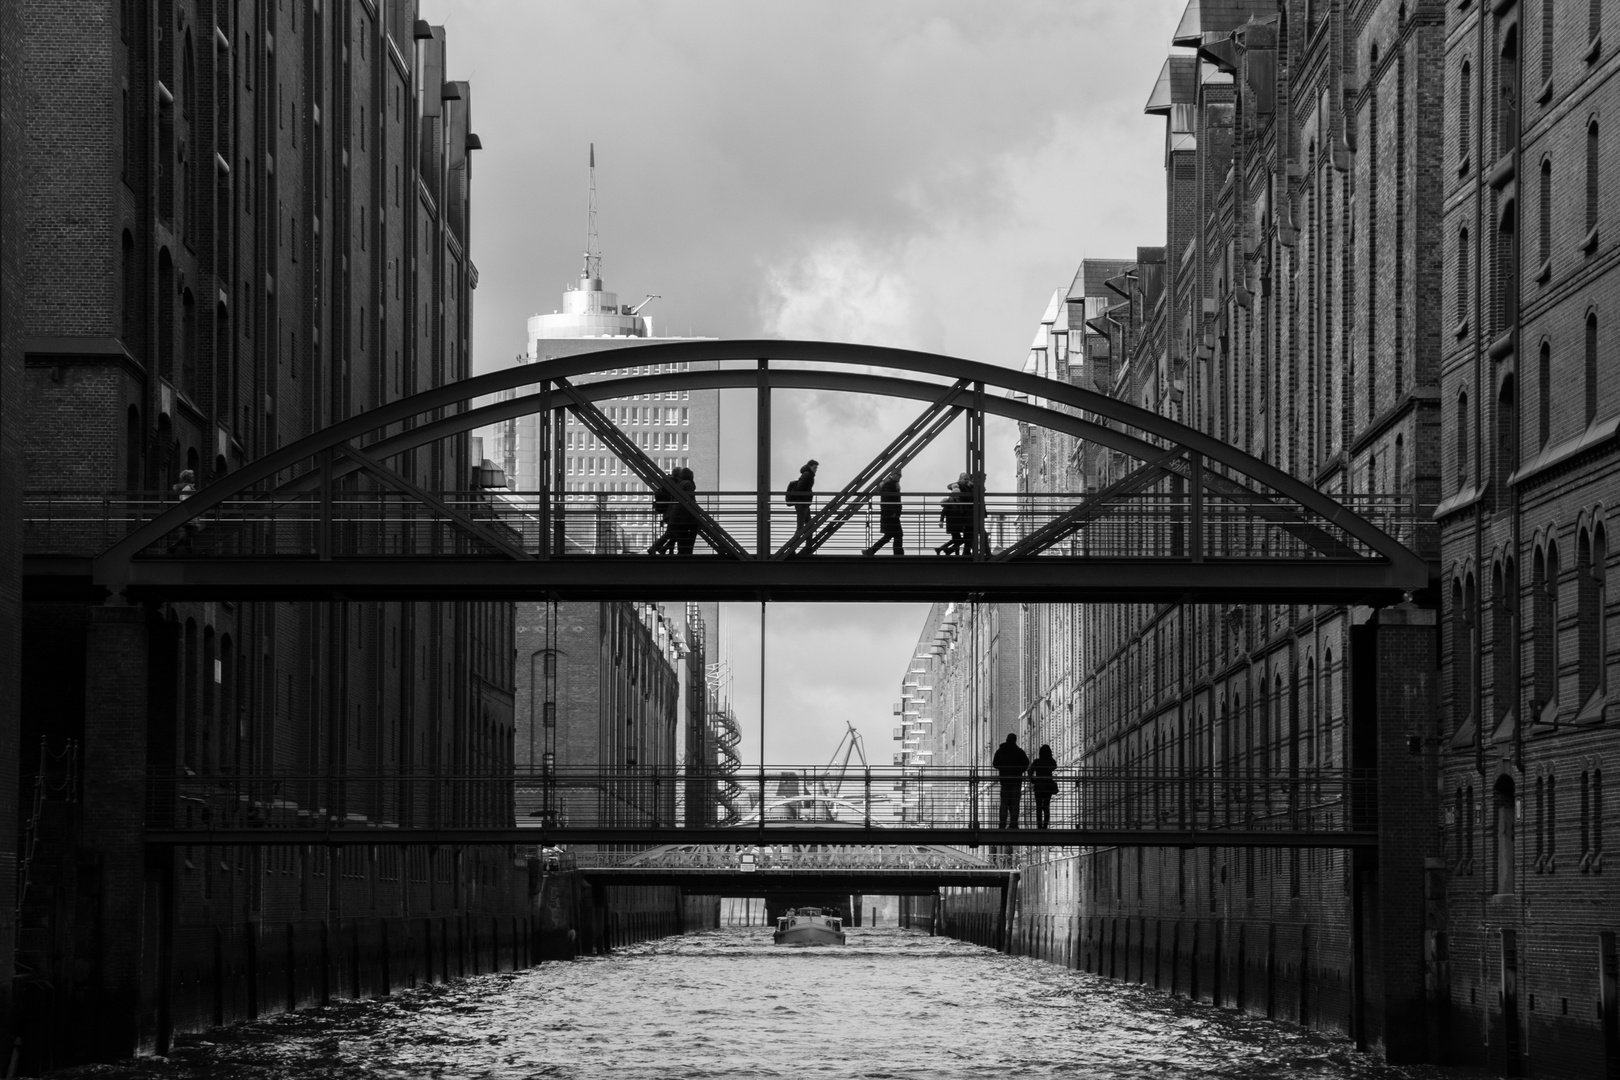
[78,338,1432,601]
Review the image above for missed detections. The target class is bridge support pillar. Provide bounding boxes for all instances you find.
[1350,604,1440,1063]
[81,601,156,1058]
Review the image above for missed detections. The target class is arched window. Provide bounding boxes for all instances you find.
[1588,121,1601,235]
[125,405,142,491]
[1539,341,1553,447]
[1534,543,1562,721]
[1500,27,1521,155]
[1587,312,1599,425]
[121,230,137,345]
[1543,0,1557,86]
[1458,392,1472,486]
[1495,775,1518,893]
[1453,577,1474,735]
[1458,227,1471,325]
[1461,61,1473,161]
[1536,774,1547,869]
[180,289,196,399]
[1579,528,1604,708]
[1497,375,1519,493]
[1493,559,1518,725]
[1540,158,1554,265]
[156,250,174,383]
[1466,783,1478,871]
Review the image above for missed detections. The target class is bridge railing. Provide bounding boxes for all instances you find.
[142,765,1378,839]
[29,488,1428,562]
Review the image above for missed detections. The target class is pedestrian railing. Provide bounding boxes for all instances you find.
[27,488,1428,563]
[142,764,1377,840]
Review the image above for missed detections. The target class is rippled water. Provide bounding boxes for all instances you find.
[41,927,1482,1080]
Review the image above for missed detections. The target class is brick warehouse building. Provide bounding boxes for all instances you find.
[12,1,533,1068]
[1437,0,1620,1074]
[932,0,1457,1064]
[919,0,1620,1072]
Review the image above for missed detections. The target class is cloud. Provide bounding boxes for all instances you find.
[417,0,1188,763]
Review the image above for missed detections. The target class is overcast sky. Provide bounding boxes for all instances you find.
[417,0,1184,768]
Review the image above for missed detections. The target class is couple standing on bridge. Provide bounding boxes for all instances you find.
[992,734,1059,830]
[784,459,987,557]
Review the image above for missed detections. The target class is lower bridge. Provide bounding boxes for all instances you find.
[140,766,1381,851]
[573,842,1014,896]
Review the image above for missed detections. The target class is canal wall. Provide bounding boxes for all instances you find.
[929,856,1360,1044]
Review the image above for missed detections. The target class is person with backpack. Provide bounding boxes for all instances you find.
[784,459,818,551]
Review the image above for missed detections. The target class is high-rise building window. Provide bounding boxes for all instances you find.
[1543,0,1557,88]
[1457,391,1471,486]
[1458,227,1470,324]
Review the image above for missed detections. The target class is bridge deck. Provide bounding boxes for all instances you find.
[32,554,1422,605]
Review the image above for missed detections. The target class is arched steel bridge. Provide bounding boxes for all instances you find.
[24,339,1434,604]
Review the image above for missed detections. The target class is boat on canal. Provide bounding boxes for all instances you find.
[773,906,847,946]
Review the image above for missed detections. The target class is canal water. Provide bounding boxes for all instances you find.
[42,926,1480,1080]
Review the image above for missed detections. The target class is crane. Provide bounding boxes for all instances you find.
[817,721,868,806]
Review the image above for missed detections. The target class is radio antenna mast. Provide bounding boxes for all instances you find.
[583,143,601,283]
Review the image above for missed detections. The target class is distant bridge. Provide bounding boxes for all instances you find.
[573,842,1013,894]
[139,766,1380,850]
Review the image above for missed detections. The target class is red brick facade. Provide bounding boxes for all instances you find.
[13,1,524,1068]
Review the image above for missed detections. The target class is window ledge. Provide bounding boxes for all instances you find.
[1586,35,1603,63]
[1573,685,1608,726]
[1455,318,1471,340]
[1509,415,1620,486]
[1492,706,1520,745]
[1581,225,1600,253]
[1488,328,1516,361]
[1447,711,1479,750]
[1536,76,1554,105]
[1433,482,1486,521]
[1488,151,1517,190]
[1534,257,1552,283]
[1458,154,1472,178]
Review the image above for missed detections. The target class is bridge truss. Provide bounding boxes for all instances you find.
[23,339,1433,605]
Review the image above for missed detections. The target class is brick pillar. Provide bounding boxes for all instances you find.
[0,0,26,1056]
[1355,604,1441,1063]
[80,602,151,1058]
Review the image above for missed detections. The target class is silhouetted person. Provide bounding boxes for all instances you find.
[785,459,818,551]
[1029,744,1058,829]
[992,733,1029,829]
[936,480,970,554]
[169,469,199,553]
[958,471,989,557]
[647,474,679,554]
[672,467,700,555]
[862,469,904,556]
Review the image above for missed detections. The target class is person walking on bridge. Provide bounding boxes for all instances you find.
[992,733,1029,829]
[784,459,818,552]
[862,469,904,556]
[671,467,701,555]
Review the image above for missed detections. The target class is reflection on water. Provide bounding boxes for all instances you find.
[38,927,1483,1079]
